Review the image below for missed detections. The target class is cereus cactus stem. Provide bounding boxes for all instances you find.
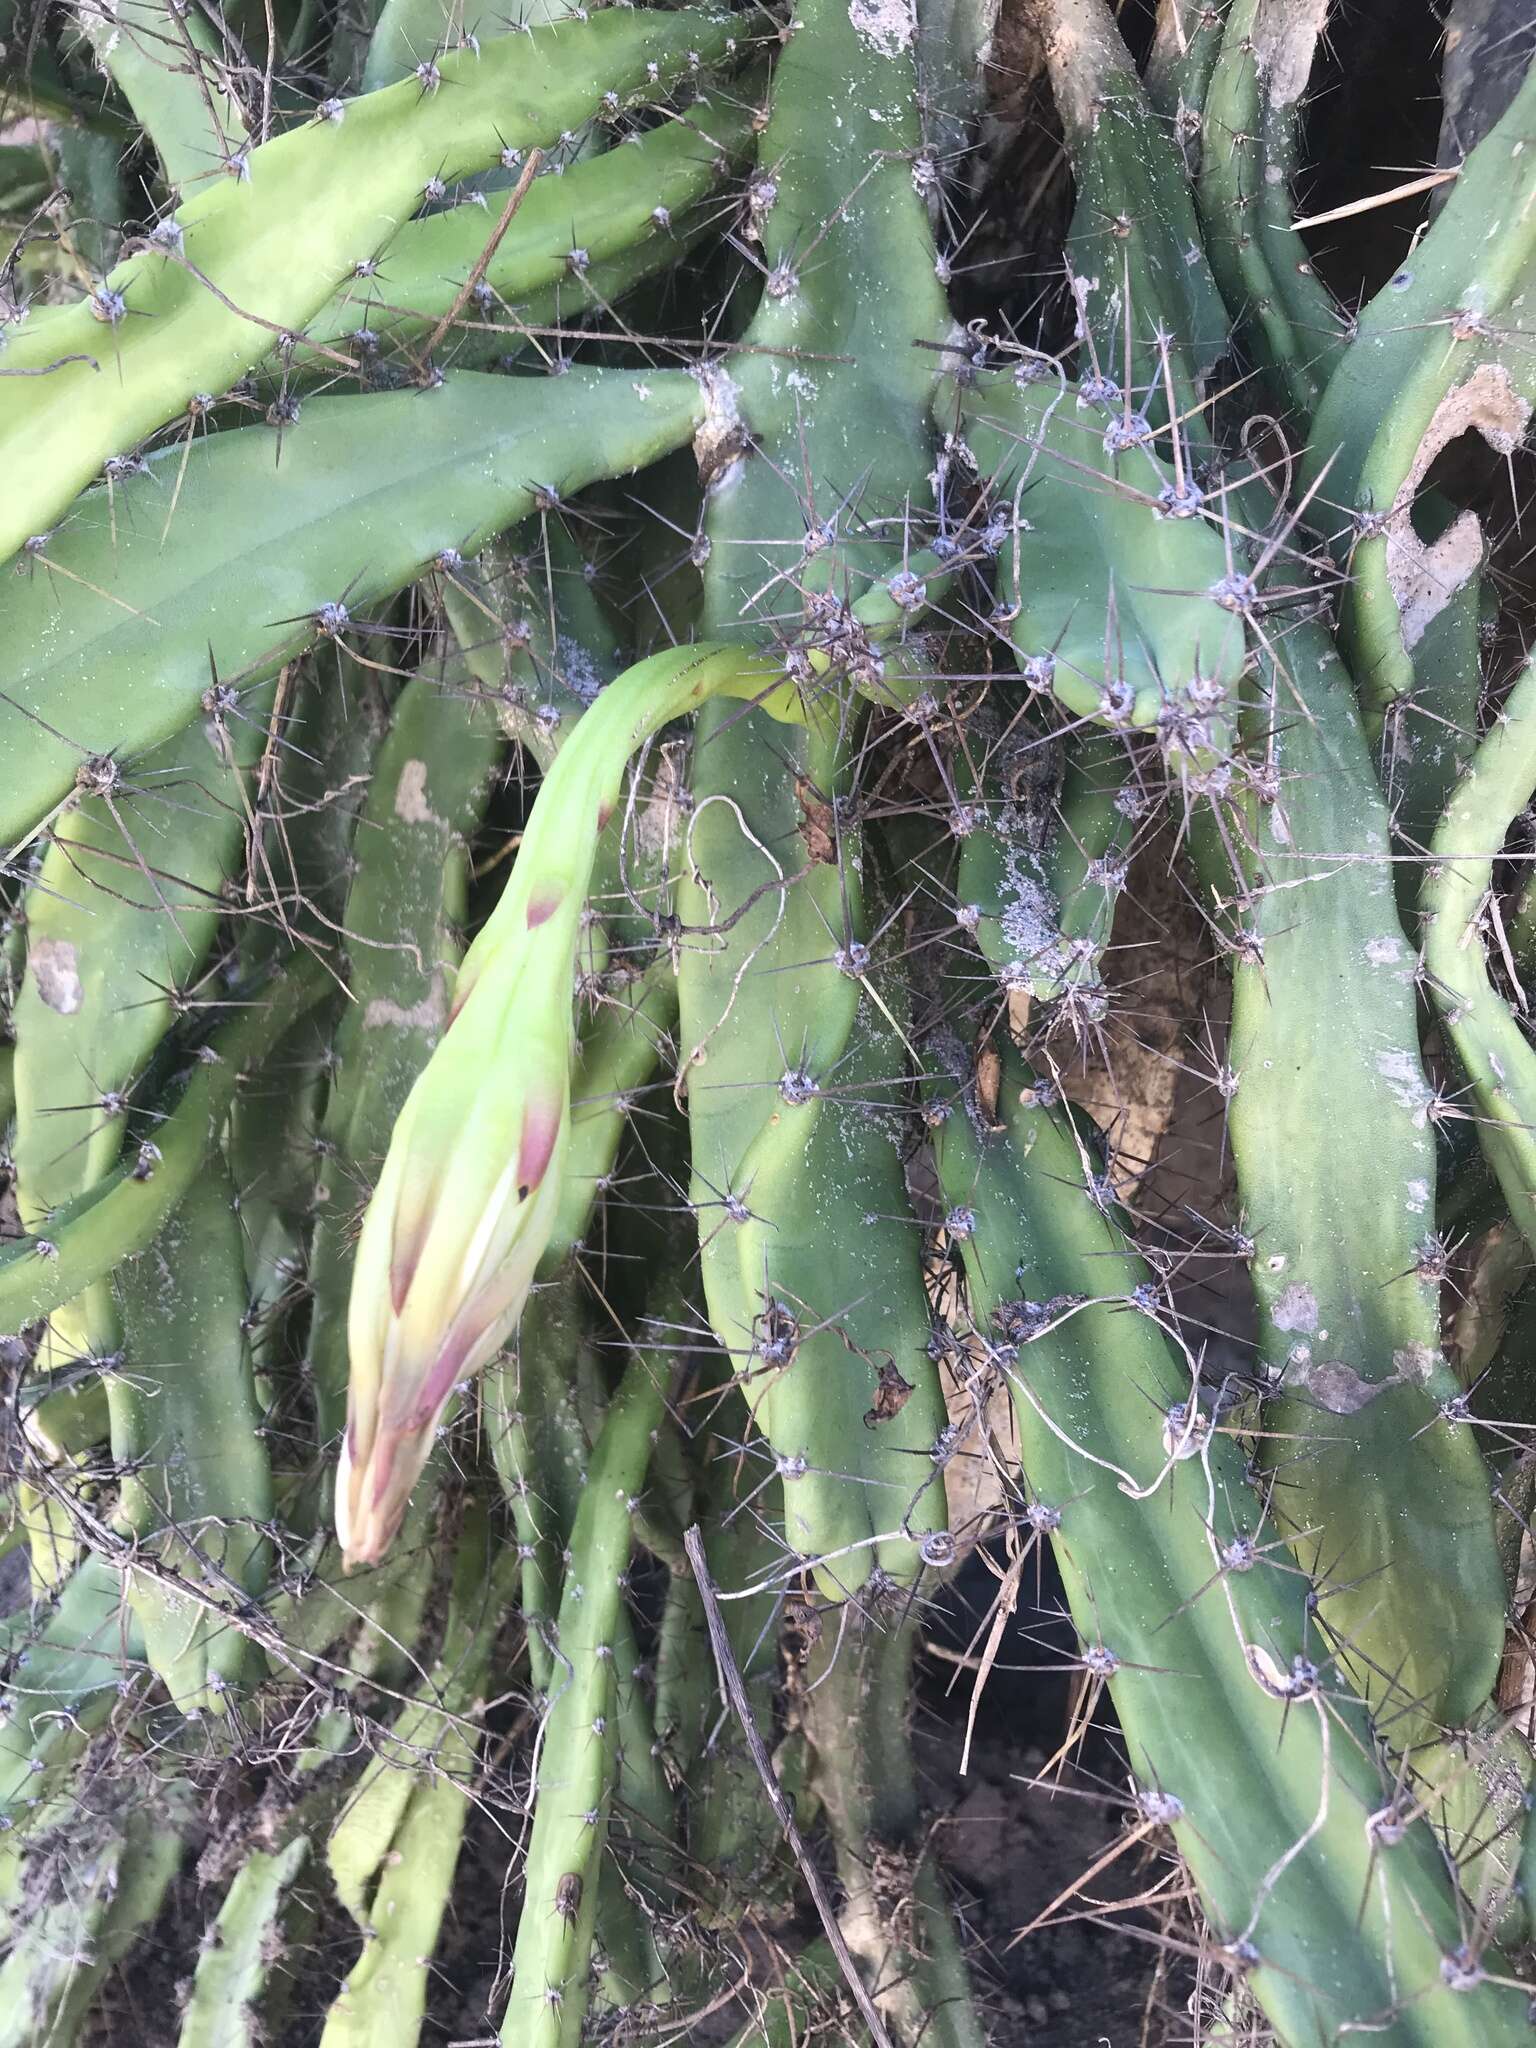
[501,1346,664,2046]
[1202,609,1505,1733]
[70,0,247,192]
[0,367,711,848]
[799,1613,985,2048]
[1199,0,1343,421]
[959,726,1145,1010]
[112,1155,273,1714]
[961,359,1243,773]
[0,954,328,1334]
[1144,0,1229,157]
[0,1553,138,1831]
[339,644,800,1566]
[0,6,742,559]
[11,698,267,1378]
[1423,651,1536,1255]
[302,94,754,360]
[322,1509,516,2048]
[304,658,505,1449]
[1032,0,1229,418]
[177,1837,310,2048]
[929,1021,1535,2048]
[1300,62,1536,730]
[0,1783,193,2048]
[677,0,957,1599]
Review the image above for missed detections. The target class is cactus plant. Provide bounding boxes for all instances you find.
[6,0,1536,2042]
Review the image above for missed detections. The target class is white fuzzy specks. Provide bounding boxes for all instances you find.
[848,0,913,59]
[1364,934,1402,966]
[1405,1178,1431,1214]
[1375,1047,1433,1122]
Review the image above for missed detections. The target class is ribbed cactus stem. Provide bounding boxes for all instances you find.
[0,7,743,557]
[0,955,329,1335]
[1423,651,1536,1256]
[502,1347,665,2045]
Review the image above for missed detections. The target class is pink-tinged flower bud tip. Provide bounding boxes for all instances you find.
[339,1088,569,1567]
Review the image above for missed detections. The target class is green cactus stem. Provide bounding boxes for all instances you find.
[1198,606,1504,1735]
[500,1344,665,2046]
[1423,651,1536,1258]
[0,952,329,1335]
[0,6,744,558]
[112,1153,274,1713]
[929,1013,1534,2048]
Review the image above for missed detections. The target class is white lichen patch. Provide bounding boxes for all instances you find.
[29,937,82,1014]
[394,759,438,825]
[848,0,913,59]
[1271,1283,1319,1334]
[364,971,446,1036]
[1392,1343,1439,1386]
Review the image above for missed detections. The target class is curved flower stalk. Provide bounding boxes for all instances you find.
[339,642,801,1565]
